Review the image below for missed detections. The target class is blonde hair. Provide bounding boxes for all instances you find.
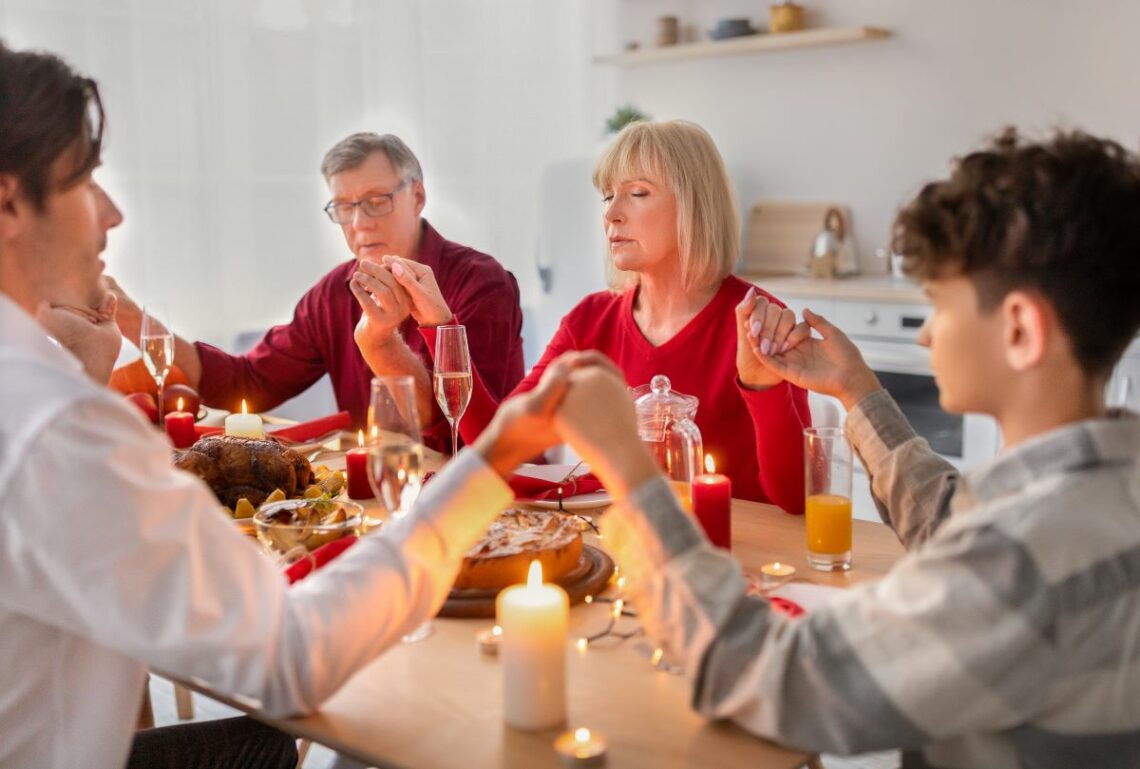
[592,120,739,292]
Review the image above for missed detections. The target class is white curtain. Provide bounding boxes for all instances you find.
[1,0,604,346]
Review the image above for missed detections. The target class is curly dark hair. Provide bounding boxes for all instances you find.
[892,128,1140,377]
[0,40,104,210]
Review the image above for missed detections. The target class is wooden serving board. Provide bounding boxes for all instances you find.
[437,545,615,619]
[741,200,852,275]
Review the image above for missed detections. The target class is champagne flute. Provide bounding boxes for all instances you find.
[140,305,174,426]
[433,324,472,456]
[366,376,431,642]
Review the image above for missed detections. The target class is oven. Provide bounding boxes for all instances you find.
[830,299,1001,471]
[780,292,1001,521]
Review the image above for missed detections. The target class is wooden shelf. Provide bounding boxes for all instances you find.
[594,26,891,66]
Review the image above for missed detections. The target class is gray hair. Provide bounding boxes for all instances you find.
[320,132,424,183]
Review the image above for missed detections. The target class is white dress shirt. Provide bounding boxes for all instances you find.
[0,294,513,769]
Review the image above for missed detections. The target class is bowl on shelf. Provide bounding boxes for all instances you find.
[709,17,760,40]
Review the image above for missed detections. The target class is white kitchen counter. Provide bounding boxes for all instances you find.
[739,272,925,304]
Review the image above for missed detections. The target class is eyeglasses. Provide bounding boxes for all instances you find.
[323,179,409,224]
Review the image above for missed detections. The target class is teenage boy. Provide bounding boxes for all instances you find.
[551,129,1140,768]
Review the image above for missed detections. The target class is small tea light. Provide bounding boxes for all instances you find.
[760,561,797,587]
[554,727,607,767]
[476,625,502,656]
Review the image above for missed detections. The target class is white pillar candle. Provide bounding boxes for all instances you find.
[496,560,568,731]
[224,399,264,439]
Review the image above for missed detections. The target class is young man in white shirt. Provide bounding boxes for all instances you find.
[551,130,1140,768]
[0,41,572,769]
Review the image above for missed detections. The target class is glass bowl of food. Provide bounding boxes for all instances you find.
[254,497,364,565]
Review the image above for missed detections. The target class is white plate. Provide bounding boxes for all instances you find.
[513,464,612,511]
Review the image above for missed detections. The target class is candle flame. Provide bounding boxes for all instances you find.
[575,728,591,743]
[774,562,782,570]
[705,454,716,473]
[526,559,543,587]
[491,625,502,637]
[576,637,588,652]
[241,399,249,415]
[177,397,184,412]
[357,429,365,448]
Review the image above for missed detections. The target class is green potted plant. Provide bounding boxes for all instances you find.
[605,105,650,135]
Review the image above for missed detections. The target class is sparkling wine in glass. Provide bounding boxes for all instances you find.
[366,375,431,642]
[433,324,472,456]
[140,305,174,426]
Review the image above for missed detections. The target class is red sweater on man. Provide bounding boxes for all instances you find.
[195,220,524,453]
[433,275,809,513]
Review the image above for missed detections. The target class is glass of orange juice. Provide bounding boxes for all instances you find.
[804,427,853,571]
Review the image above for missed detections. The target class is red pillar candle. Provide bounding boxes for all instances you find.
[164,397,197,449]
[692,455,732,549]
[346,429,374,500]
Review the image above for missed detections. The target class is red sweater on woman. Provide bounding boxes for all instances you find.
[429,275,810,513]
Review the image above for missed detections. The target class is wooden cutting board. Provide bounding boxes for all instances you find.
[741,201,853,275]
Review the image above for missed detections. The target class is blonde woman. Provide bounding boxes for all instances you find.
[415,120,809,512]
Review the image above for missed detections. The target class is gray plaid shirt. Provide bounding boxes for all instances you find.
[610,389,1140,768]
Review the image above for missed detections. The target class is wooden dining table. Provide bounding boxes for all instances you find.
[184,446,905,769]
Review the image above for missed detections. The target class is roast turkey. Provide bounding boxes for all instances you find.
[174,435,313,509]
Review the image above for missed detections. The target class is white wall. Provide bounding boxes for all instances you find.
[0,0,600,345]
[593,0,1140,272]
[5,0,1138,345]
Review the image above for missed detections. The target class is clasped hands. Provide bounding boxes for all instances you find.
[36,288,122,384]
[350,255,453,349]
[477,293,884,493]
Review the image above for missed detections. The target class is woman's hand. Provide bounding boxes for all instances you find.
[748,308,883,410]
[735,287,800,390]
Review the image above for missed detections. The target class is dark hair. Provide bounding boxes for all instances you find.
[893,128,1140,377]
[0,40,104,209]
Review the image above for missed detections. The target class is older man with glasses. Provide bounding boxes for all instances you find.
[111,133,524,451]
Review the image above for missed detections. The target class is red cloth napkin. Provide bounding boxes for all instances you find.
[188,411,352,444]
[768,596,806,619]
[508,472,604,501]
[269,411,352,443]
[284,535,358,584]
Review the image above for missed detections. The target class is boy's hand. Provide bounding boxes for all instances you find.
[750,308,883,410]
[473,352,612,479]
[554,364,660,498]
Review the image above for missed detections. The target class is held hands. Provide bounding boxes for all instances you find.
[552,358,660,499]
[37,290,122,384]
[745,307,883,411]
[474,352,607,478]
[381,255,454,327]
[351,258,414,348]
[103,275,142,342]
[735,287,802,390]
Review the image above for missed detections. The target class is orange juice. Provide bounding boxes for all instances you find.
[805,494,852,554]
[669,480,693,514]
